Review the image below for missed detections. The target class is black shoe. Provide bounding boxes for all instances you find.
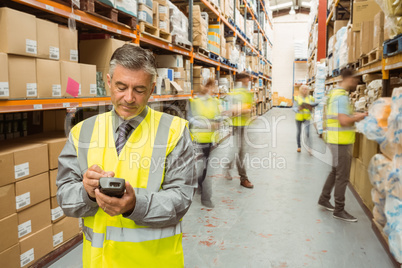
[201,200,215,208]
[318,200,335,212]
[333,210,358,222]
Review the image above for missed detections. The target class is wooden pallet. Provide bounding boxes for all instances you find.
[194,46,209,58]
[139,21,159,37]
[172,36,192,50]
[80,0,136,29]
[383,34,402,57]
[159,29,172,43]
[360,47,382,67]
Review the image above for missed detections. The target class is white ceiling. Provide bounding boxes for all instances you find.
[269,0,311,11]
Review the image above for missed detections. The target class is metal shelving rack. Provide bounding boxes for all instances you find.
[1,0,273,113]
[0,0,275,263]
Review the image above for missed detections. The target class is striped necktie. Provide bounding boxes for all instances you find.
[116,121,133,155]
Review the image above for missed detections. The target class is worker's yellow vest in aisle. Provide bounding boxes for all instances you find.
[325,88,355,145]
[230,87,254,127]
[295,95,314,121]
[70,107,187,268]
[189,96,220,143]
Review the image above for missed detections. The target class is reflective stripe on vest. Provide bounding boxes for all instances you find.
[295,95,312,121]
[83,223,182,248]
[70,107,187,267]
[325,89,355,144]
[189,97,220,143]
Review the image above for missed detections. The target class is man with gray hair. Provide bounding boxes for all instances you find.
[56,44,197,267]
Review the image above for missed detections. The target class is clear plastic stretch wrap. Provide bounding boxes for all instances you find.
[334,27,347,69]
[372,188,387,226]
[169,2,191,46]
[375,0,402,39]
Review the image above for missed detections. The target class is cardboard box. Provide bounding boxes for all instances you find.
[0,244,20,268]
[158,4,169,21]
[60,61,81,97]
[36,59,61,98]
[80,64,97,97]
[157,68,174,81]
[154,0,167,5]
[350,157,356,185]
[352,132,360,158]
[347,27,354,63]
[138,0,152,9]
[17,200,51,239]
[0,184,16,219]
[58,26,78,62]
[354,159,374,210]
[50,196,65,223]
[36,19,59,60]
[361,135,379,167]
[352,0,381,31]
[29,134,67,170]
[193,66,202,77]
[153,2,159,28]
[360,21,374,56]
[19,225,53,268]
[15,172,50,212]
[115,0,138,17]
[0,8,37,57]
[155,55,184,68]
[0,214,18,252]
[373,11,384,49]
[52,217,80,248]
[55,110,66,132]
[50,169,58,197]
[138,4,153,25]
[354,31,361,60]
[0,143,48,185]
[8,55,37,99]
[159,18,170,32]
[172,67,186,80]
[0,53,10,99]
[79,39,126,96]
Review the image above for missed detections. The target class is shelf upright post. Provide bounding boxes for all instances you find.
[189,0,194,96]
[317,0,327,60]
[381,59,390,97]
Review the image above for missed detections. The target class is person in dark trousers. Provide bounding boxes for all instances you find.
[318,69,367,222]
[222,73,254,189]
[293,85,315,154]
[188,79,221,208]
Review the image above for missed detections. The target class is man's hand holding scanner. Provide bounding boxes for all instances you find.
[83,164,115,199]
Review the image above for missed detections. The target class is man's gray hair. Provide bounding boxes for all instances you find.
[109,44,157,82]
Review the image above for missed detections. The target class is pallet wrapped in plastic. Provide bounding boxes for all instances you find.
[334,27,347,69]
[369,154,393,194]
[168,2,191,46]
[384,193,402,262]
[372,188,387,226]
[375,0,402,39]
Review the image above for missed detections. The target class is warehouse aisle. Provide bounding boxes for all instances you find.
[50,108,393,268]
[182,108,394,268]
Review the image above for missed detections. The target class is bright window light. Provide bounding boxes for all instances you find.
[269,1,293,10]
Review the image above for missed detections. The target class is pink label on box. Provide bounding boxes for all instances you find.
[66,77,80,97]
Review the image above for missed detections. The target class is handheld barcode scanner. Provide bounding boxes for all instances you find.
[99,177,126,198]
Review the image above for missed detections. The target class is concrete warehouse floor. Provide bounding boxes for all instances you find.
[49,108,394,268]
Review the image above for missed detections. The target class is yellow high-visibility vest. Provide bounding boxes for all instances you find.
[229,87,253,126]
[189,96,220,143]
[325,88,355,145]
[69,107,188,267]
[295,95,314,121]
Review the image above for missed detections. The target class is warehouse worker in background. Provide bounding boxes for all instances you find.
[318,69,367,222]
[221,73,254,189]
[293,85,315,154]
[188,79,221,208]
[56,45,197,267]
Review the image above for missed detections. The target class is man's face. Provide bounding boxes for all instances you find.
[344,77,358,91]
[108,65,155,119]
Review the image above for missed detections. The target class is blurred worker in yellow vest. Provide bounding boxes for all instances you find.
[188,79,221,208]
[222,73,254,189]
[318,69,367,223]
[293,85,315,154]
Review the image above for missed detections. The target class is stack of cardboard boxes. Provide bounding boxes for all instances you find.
[138,0,153,26]
[152,0,170,35]
[350,133,380,211]
[224,0,234,19]
[0,132,81,268]
[0,8,98,100]
[208,24,221,55]
[192,5,208,49]
[193,66,215,93]
[347,0,384,64]
[154,55,191,94]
